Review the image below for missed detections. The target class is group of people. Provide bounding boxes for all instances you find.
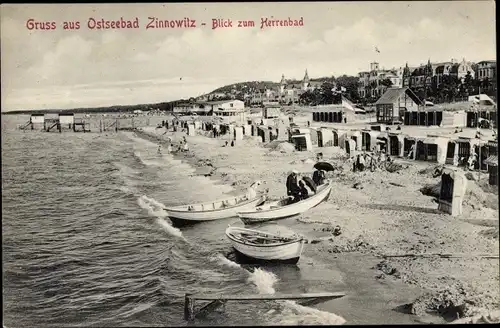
[353,150,393,172]
[285,168,326,203]
[157,136,189,155]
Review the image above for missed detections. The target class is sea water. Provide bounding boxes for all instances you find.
[2,115,348,327]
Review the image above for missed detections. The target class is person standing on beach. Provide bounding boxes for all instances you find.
[157,145,162,154]
[286,170,301,202]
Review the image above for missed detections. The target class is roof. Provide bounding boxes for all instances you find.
[374,87,423,106]
[484,155,498,166]
[477,60,496,64]
[203,100,243,105]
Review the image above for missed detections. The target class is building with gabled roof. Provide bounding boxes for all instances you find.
[375,87,423,124]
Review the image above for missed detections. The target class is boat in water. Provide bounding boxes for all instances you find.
[238,180,332,225]
[225,225,306,264]
[164,181,267,227]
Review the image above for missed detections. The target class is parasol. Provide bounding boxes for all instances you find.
[314,162,335,172]
[302,176,317,193]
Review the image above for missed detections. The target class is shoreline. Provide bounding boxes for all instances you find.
[132,126,499,324]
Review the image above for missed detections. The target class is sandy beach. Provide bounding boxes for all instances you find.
[134,117,499,323]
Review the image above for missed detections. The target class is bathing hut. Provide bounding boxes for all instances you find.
[472,139,490,171]
[388,132,405,157]
[29,113,45,130]
[257,126,272,143]
[291,133,313,151]
[309,127,319,146]
[453,137,474,168]
[59,113,75,130]
[344,139,357,157]
[331,127,348,147]
[269,129,279,142]
[317,128,334,147]
[403,136,417,159]
[348,130,362,151]
[276,126,288,141]
[251,124,258,136]
[485,155,498,185]
[370,124,387,132]
[44,113,61,132]
[187,123,196,136]
[438,169,467,216]
[414,135,448,164]
[233,126,244,141]
[243,124,252,136]
[376,132,390,153]
[361,129,380,152]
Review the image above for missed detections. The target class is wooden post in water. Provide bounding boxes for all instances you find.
[184,294,195,321]
[115,118,118,132]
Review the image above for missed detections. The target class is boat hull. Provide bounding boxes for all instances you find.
[238,182,332,224]
[226,235,305,262]
[231,249,301,264]
[165,195,266,226]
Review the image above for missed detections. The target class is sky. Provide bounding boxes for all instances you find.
[1,1,496,111]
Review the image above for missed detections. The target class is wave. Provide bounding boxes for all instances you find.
[210,253,242,269]
[247,267,346,325]
[248,268,278,294]
[136,195,185,240]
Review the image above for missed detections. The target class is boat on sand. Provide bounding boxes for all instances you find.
[164,181,267,227]
[225,225,306,264]
[238,180,332,225]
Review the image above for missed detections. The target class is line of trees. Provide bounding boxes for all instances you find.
[298,75,361,106]
[409,72,497,104]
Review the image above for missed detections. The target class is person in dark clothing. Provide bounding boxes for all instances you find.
[231,140,235,147]
[286,170,301,202]
[312,169,325,186]
[298,180,309,200]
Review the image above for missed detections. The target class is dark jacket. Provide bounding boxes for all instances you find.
[286,174,300,195]
[299,182,309,199]
[312,170,325,185]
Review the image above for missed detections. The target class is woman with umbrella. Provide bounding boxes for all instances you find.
[313,161,333,185]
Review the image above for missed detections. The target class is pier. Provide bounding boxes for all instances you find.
[183,291,346,321]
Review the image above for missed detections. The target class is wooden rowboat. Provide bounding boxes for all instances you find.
[164,181,267,227]
[238,180,332,225]
[225,226,306,264]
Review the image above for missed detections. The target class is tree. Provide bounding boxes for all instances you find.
[335,75,360,102]
[299,90,315,105]
[462,71,474,96]
[320,82,335,104]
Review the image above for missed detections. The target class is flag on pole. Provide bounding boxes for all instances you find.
[341,96,355,111]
